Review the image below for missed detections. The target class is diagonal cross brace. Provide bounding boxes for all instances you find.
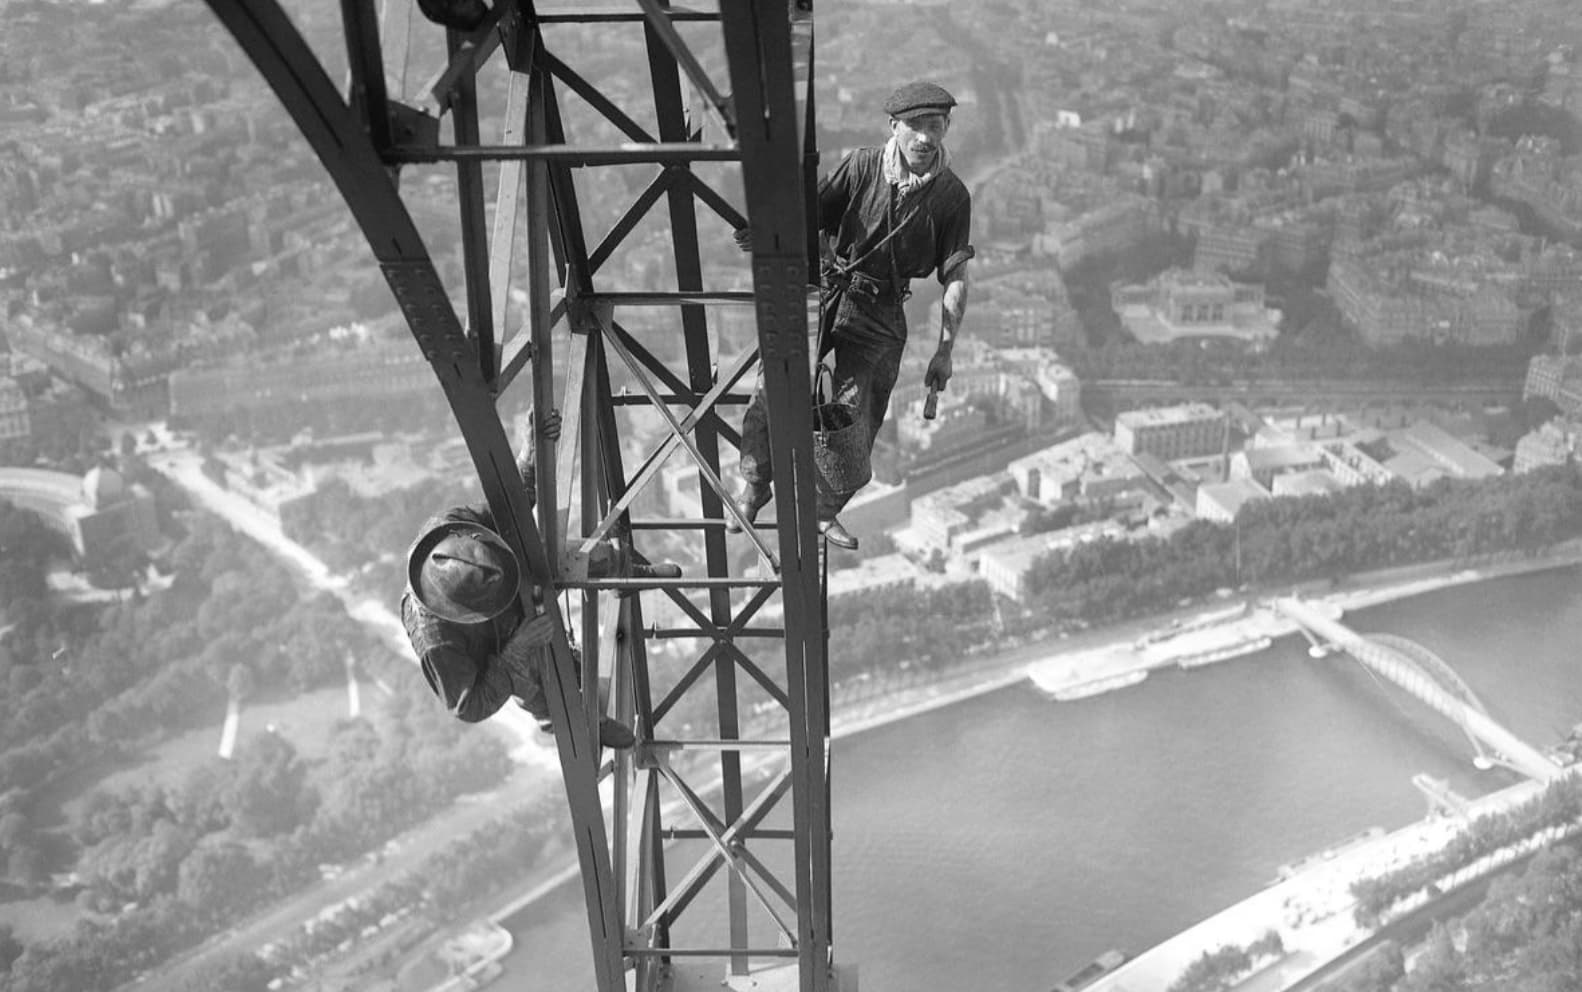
[652,584,789,718]
[577,342,760,553]
[593,305,780,570]
[647,761,797,938]
[634,0,736,138]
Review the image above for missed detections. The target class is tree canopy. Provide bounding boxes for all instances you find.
[1024,466,1582,627]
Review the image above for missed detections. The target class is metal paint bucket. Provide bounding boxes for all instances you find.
[811,396,870,494]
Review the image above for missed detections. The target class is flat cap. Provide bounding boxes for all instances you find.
[883,81,957,120]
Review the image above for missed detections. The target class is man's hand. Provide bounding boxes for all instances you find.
[533,409,562,444]
[732,227,752,253]
[499,612,557,672]
[924,346,953,391]
[517,409,561,500]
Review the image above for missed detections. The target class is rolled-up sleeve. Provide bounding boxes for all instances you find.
[935,196,972,284]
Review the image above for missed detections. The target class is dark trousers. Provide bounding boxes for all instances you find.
[738,292,906,519]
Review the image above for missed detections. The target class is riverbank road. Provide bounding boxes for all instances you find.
[121,767,556,992]
[1083,777,1552,992]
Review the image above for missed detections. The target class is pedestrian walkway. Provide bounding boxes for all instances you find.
[1084,778,1551,992]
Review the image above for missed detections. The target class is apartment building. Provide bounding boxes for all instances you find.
[1114,403,1225,461]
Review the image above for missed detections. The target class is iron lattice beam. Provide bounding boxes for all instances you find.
[198,2,843,990]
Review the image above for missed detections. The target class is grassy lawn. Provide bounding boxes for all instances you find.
[0,895,86,944]
[5,683,363,945]
[60,684,360,825]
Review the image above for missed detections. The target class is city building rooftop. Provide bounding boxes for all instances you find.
[1115,403,1223,428]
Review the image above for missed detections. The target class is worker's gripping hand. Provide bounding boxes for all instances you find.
[499,612,558,673]
[924,346,953,391]
[529,409,562,445]
[517,410,561,504]
[732,227,752,253]
[513,612,557,649]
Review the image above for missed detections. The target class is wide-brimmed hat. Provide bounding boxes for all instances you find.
[407,519,521,623]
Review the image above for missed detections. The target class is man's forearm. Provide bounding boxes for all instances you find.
[451,666,516,723]
[939,273,969,349]
[421,648,514,723]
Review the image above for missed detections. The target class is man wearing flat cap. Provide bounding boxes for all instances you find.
[732,80,974,550]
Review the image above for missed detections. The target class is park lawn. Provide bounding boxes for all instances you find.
[0,893,85,944]
[60,684,361,825]
[2,684,362,945]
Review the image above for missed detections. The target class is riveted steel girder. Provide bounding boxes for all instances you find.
[198,2,844,990]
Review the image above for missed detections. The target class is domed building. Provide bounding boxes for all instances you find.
[0,465,159,565]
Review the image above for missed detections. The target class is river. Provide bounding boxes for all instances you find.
[499,564,1582,991]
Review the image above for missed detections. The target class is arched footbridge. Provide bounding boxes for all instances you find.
[1275,597,1563,783]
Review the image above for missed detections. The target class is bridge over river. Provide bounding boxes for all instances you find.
[1274,597,1562,783]
[1076,594,1567,992]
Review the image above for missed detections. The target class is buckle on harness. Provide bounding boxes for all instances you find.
[824,266,905,304]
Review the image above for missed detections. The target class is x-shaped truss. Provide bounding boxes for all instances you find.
[199,1,842,990]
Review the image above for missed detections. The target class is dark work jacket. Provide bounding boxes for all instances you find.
[401,502,528,723]
[817,146,973,297]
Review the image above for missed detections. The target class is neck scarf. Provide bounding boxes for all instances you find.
[883,136,948,198]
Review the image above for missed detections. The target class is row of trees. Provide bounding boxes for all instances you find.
[1350,775,1582,929]
[1068,334,1535,391]
[0,501,63,612]
[0,896,209,992]
[278,474,471,578]
[1023,465,1582,627]
[1166,930,1285,992]
[0,383,101,472]
[251,793,565,986]
[827,580,998,679]
[1336,843,1582,992]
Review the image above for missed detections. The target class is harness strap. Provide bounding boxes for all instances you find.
[826,200,923,285]
[825,169,938,296]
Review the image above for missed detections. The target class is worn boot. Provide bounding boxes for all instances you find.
[530,711,636,750]
[818,517,858,551]
[417,0,490,31]
[724,482,773,533]
[598,717,637,750]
